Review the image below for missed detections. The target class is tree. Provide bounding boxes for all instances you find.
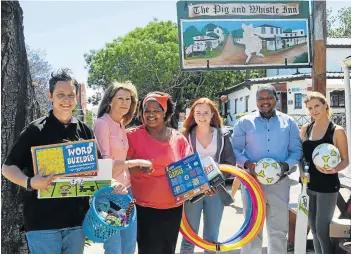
[183,26,199,47]
[87,91,102,106]
[1,1,41,253]
[85,20,264,111]
[327,7,351,37]
[85,109,94,128]
[26,45,53,115]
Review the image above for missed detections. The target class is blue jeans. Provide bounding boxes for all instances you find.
[180,192,224,254]
[25,226,85,254]
[103,188,137,254]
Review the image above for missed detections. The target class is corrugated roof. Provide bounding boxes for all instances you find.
[220,72,346,95]
[327,38,351,47]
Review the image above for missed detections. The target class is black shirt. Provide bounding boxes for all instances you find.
[302,121,340,193]
[4,111,98,232]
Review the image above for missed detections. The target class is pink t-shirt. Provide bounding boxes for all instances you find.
[94,114,131,188]
[127,125,192,209]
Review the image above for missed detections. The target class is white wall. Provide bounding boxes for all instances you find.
[224,78,346,126]
[287,80,312,114]
[327,48,351,72]
[266,46,351,76]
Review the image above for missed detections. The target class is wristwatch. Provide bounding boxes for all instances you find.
[26,177,33,191]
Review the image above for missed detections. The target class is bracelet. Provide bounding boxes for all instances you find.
[126,161,130,169]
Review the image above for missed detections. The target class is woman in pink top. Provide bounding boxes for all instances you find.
[94,82,152,254]
[127,92,192,254]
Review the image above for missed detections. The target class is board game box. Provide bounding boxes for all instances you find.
[38,159,112,199]
[166,153,210,204]
[31,139,99,177]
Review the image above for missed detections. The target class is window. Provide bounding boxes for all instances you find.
[234,99,238,114]
[295,93,302,109]
[245,96,249,112]
[330,91,345,107]
[301,31,303,34]
[270,27,274,34]
[261,27,266,34]
[276,28,279,34]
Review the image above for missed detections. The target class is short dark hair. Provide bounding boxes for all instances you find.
[256,84,277,100]
[49,69,79,94]
[137,91,175,123]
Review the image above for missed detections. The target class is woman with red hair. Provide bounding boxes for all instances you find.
[180,98,236,254]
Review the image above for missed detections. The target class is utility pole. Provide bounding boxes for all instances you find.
[312,0,327,96]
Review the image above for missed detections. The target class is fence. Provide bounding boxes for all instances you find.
[290,113,346,129]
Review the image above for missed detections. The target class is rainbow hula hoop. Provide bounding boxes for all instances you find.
[180,164,266,252]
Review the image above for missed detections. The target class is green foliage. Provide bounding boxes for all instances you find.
[85,109,93,128]
[283,28,292,33]
[293,52,308,63]
[327,7,351,37]
[183,26,200,47]
[235,112,248,119]
[231,29,243,38]
[85,20,265,111]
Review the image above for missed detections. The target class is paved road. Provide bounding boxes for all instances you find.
[85,182,351,253]
[184,35,308,67]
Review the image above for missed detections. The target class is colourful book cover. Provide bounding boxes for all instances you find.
[38,159,112,199]
[166,153,210,204]
[31,139,99,177]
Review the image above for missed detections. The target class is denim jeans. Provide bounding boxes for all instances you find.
[180,192,224,254]
[25,226,85,254]
[103,188,137,254]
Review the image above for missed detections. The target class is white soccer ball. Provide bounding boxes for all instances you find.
[312,143,341,171]
[254,158,281,185]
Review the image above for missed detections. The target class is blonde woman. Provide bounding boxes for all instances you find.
[300,92,349,254]
[94,82,152,254]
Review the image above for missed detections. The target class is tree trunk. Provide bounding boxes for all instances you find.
[1,1,40,253]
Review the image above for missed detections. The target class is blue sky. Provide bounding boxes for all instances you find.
[20,0,348,99]
[20,0,178,96]
[182,19,308,33]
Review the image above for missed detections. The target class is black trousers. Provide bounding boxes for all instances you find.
[136,204,183,254]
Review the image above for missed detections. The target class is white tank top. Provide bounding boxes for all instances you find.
[196,128,218,160]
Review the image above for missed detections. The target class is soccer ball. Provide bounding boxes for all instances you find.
[254,158,281,185]
[312,143,341,170]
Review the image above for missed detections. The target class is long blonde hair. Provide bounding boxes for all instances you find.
[303,91,331,119]
[97,81,138,125]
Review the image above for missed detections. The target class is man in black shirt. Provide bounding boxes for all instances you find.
[2,69,101,254]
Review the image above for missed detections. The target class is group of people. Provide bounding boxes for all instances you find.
[2,68,349,254]
[232,85,349,254]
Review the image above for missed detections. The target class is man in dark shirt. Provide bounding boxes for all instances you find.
[2,69,97,254]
